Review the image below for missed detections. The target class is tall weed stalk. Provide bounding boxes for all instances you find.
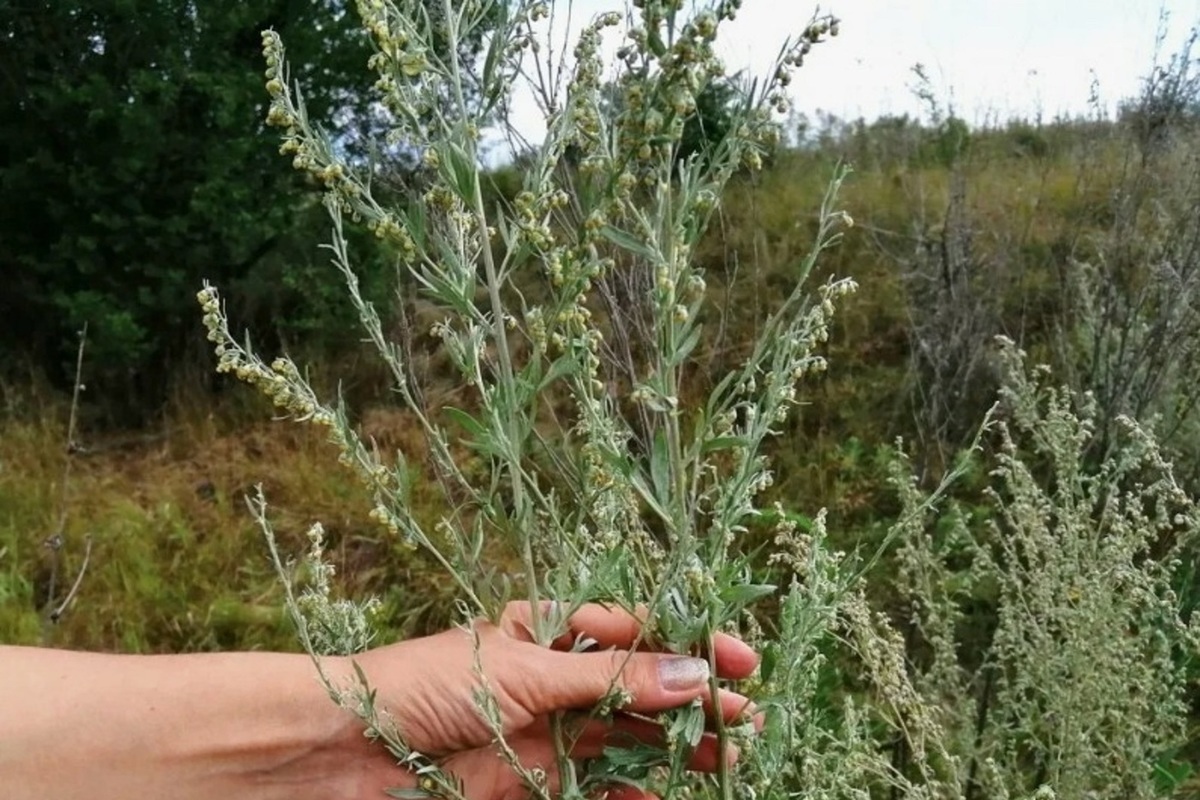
[201,2,857,798]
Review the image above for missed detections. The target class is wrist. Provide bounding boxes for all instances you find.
[189,651,413,800]
[247,652,417,800]
[116,651,355,800]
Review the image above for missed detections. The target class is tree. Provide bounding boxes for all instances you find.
[0,0,498,420]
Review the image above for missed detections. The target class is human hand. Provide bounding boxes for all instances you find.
[327,602,761,800]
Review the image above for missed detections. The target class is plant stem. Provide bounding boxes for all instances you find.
[707,632,733,800]
[439,0,539,633]
[440,1,560,793]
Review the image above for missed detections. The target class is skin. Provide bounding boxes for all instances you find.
[0,602,760,800]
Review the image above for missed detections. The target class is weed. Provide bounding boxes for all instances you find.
[204,2,855,798]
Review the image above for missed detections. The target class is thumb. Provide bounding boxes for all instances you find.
[518,648,712,717]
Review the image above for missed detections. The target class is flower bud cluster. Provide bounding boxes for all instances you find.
[199,285,330,423]
[369,503,404,537]
[614,5,726,172]
[561,14,620,159]
[512,190,555,251]
[262,28,420,264]
[199,283,402,504]
[576,414,646,557]
[295,519,383,655]
[534,243,611,385]
[261,30,308,169]
[765,14,840,114]
[766,504,818,576]
[750,276,857,429]
[357,0,438,123]
[683,554,715,596]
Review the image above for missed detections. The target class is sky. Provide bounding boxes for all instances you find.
[496,0,1200,152]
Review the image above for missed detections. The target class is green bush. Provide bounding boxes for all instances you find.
[881,340,1198,798]
[208,3,851,798]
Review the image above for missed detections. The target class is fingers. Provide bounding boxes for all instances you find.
[498,601,578,650]
[499,602,760,680]
[438,731,677,800]
[441,738,564,800]
[564,605,758,680]
[702,687,761,729]
[557,603,644,650]
[709,632,759,679]
[509,647,711,718]
[499,601,647,653]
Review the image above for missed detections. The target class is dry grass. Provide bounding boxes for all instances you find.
[0,384,465,652]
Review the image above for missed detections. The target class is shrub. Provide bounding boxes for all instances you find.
[883,339,1199,798]
[887,29,1200,485]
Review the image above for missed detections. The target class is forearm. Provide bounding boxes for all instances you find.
[0,646,401,800]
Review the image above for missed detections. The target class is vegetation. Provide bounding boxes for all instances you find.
[1,1,1198,798]
[0,0,497,419]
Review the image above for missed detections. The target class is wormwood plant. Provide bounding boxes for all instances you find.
[200,1,862,798]
[884,339,1200,799]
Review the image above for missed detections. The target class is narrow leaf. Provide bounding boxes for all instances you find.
[444,406,486,439]
[760,642,778,683]
[668,324,703,367]
[538,356,577,392]
[701,436,748,454]
[443,142,478,201]
[719,583,777,607]
[599,225,657,259]
[649,429,670,506]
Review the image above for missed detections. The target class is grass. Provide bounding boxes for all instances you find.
[1,118,1191,653]
[0,385,448,651]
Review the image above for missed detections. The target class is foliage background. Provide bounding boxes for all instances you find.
[0,0,504,418]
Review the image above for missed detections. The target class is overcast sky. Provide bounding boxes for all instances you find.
[497,0,1200,152]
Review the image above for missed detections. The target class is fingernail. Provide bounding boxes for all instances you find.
[658,656,710,691]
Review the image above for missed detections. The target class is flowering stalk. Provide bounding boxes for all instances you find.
[203,3,855,798]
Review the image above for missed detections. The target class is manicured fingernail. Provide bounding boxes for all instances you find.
[658,656,710,690]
